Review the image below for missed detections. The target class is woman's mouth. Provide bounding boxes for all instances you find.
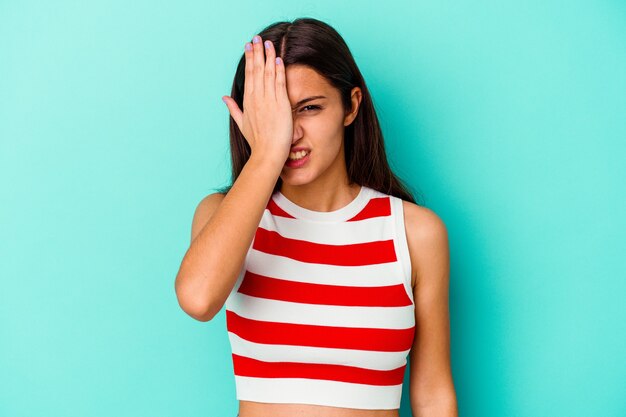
[285,149,311,168]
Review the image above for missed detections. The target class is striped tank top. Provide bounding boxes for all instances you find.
[224,185,415,410]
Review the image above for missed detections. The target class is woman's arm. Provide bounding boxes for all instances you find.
[175,35,293,322]
[404,202,459,417]
[174,156,282,322]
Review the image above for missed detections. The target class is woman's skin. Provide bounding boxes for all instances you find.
[176,34,458,417]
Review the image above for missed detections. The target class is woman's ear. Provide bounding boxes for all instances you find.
[343,87,363,126]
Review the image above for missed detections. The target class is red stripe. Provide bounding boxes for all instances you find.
[348,196,392,221]
[232,353,407,386]
[253,228,397,266]
[238,271,412,307]
[267,198,295,218]
[226,310,415,352]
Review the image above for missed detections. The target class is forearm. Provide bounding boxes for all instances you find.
[176,155,282,320]
[411,394,458,417]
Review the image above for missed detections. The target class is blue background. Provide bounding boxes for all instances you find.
[1,1,624,416]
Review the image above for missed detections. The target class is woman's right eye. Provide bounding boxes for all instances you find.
[300,105,321,112]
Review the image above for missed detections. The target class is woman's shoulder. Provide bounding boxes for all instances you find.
[190,192,227,242]
[195,192,227,217]
[400,200,449,289]
[401,200,446,232]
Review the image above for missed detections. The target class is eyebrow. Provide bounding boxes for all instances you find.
[291,95,327,109]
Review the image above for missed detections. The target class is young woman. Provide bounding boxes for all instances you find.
[175,18,458,417]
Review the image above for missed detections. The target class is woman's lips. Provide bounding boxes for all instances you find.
[285,150,311,168]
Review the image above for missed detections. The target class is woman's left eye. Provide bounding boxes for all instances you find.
[301,105,321,112]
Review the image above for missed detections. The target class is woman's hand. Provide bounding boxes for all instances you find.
[222,35,293,168]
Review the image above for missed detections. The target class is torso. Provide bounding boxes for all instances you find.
[238,401,400,417]
[230,196,419,417]
[234,198,422,417]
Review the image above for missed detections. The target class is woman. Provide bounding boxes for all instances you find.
[175,17,458,417]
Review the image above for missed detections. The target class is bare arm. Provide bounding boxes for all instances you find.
[175,34,293,322]
[404,202,458,416]
[174,156,282,322]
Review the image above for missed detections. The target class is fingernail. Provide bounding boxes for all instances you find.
[264,41,271,49]
[253,35,261,44]
[245,43,251,51]
[222,97,227,103]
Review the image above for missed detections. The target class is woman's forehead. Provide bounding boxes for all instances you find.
[285,66,336,99]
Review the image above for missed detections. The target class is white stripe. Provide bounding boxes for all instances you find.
[261,211,393,244]
[228,293,415,329]
[368,188,388,199]
[228,332,410,371]
[246,248,408,288]
[235,376,402,410]
[390,196,415,305]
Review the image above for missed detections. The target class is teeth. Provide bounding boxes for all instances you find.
[288,150,309,160]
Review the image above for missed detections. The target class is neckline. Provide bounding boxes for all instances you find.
[272,185,370,222]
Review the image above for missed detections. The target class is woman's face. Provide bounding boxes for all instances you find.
[279,64,361,186]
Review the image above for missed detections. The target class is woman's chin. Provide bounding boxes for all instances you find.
[280,171,315,186]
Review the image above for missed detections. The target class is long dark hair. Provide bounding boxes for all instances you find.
[216,17,423,205]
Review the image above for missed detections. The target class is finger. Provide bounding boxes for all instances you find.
[263,39,276,101]
[252,35,265,98]
[222,96,243,131]
[243,41,254,102]
[275,56,288,102]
